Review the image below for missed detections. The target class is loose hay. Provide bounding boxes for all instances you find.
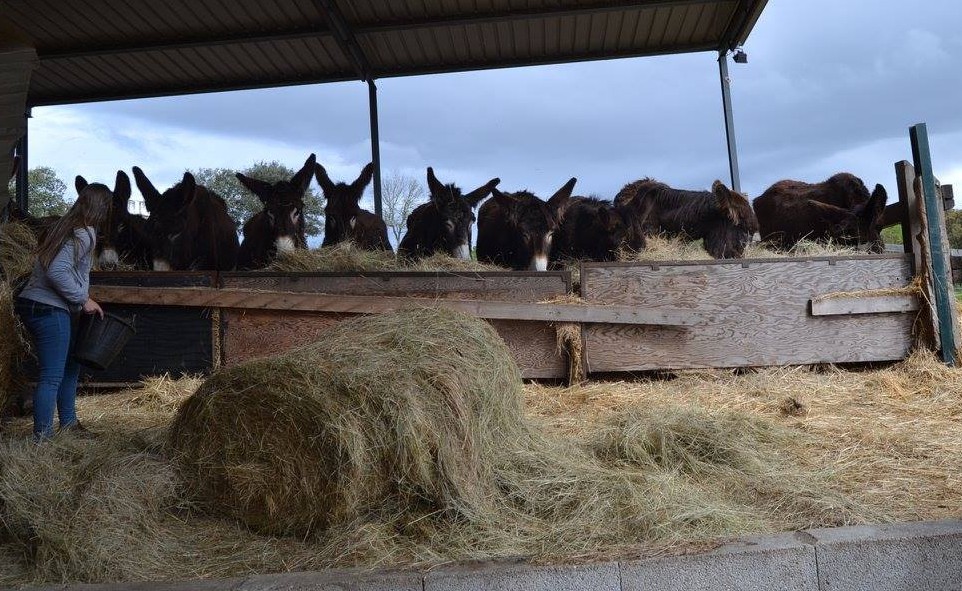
[2,328,962,586]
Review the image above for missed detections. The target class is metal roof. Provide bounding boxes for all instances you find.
[0,0,767,107]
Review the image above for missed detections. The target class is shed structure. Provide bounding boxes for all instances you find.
[0,0,768,213]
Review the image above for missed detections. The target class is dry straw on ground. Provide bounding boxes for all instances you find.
[1,313,960,587]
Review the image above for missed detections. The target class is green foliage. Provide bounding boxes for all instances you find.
[944,209,962,250]
[191,162,324,236]
[7,166,71,217]
[881,225,904,245]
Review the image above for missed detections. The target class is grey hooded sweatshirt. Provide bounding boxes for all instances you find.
[19,227,95,313]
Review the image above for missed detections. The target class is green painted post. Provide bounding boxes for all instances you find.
[910,123,958,365]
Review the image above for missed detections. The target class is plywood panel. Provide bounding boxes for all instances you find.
[581,256,916,372]
[221,272,571,379]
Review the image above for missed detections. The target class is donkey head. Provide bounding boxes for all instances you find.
[133,167,196,270]
[426,167,499,259]
[77,171,133,267]
[315,162,374,245]
[703,180,759,259]
[492,177,576,271]
[236,153,315,255]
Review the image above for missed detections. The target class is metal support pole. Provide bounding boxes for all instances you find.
[15,118,28,211]
[718,51,741,193]
[911,122,959,365]
[368,78,383,218]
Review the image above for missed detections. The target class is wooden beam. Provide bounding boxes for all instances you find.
[911,123,960,364]
[89,286,698,327]
[810,294,920,317]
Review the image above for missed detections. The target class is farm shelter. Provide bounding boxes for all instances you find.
[0,0,957,384]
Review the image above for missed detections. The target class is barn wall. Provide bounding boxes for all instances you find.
[220,272,571,379]
[581,255,917,372]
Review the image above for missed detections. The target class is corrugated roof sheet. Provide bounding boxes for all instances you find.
[0,0,767,106]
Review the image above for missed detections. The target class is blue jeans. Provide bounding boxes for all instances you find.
[14,298,81,439]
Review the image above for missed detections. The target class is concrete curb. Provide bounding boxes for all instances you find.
[10,519,962,591]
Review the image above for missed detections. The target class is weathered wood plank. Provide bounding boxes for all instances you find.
[90,286,697,326]
[896,160,923,272]
[581,257,915,372]
[810,294,920,316]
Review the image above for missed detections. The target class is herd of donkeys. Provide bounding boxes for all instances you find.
[5,153,889,272]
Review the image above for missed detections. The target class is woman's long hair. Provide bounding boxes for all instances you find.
[36,183,112,269]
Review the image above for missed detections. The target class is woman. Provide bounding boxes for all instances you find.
[15,183,109,440]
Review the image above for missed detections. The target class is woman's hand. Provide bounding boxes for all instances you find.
[82,298,105,318]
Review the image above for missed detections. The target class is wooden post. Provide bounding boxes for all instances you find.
[895,161,921,270]
[910,123,960,364]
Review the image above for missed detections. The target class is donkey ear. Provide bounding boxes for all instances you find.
[314,163,335,195]
[864,184,888,220]
[75,175,89,194]
[464,177,500,208]
[712,180,747,224]
[547,177,577,219]
[352,163,375,196]
[291,153,316,195]
[426,167,445,197]
[132,166,162,211]
[180,172,197,206]
[235,172,272,203]
[113,170,131,208]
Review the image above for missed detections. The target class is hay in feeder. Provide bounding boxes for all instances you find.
[265,243,505,273]
[617,235,863,263]
[265,242,398,272]
[0,222,37,283]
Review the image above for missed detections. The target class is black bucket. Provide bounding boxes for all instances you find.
[73,312,136,371]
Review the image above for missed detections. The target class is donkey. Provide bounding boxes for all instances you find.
[315,162,392,251]
[614,179,757,259]
[133,167,197,271]
[76,171,152,269]
[134,168,239,270]
[398,167,500,261]
[235,154,315,269]
[753,173,888,252]
[476,178,576,271]
[550,196,641,263]
[180,185,240,271]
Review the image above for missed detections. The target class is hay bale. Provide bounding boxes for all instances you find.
[0,222,37,283]
[0,282,29,416]
[169,308,529,536]
[171,308,750,552]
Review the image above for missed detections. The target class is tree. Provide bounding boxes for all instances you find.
[945,209,962,250]
[191,161,324,236]
[7,166,71,217]
[381,171,426,245]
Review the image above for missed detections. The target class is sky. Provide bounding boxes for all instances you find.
[25,0,962,222]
